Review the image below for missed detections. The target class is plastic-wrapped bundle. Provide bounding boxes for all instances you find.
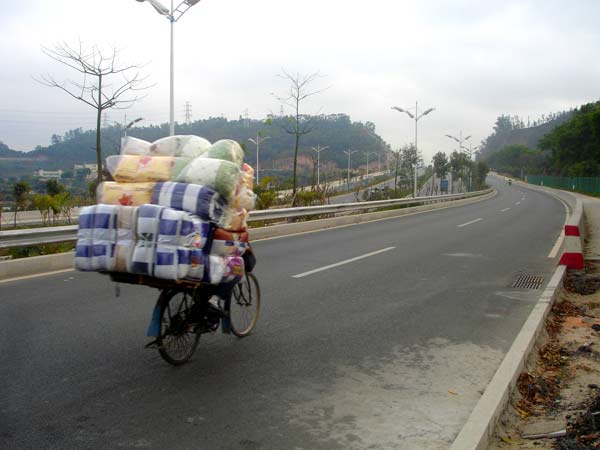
[151,208,212,280]
[152,181,225,223]
[97,182,156,206]
[106,155,189,182]
[149,135,211,158]
[207,255,245,284]
[210,229,249,257]
[180,215,211,249]
[186,249,207,281]
[199,139,244,167]
[114,206,138,273]
[121,136,151,156]
[74,205,118,272]
[233,187,256,211]
[219,207,248,231]
[241,163,255,190]
[131,204,162,276]
[154,246,191,280]
[175,157,241,203]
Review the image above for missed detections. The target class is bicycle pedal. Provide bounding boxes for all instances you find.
[144,339,159,349]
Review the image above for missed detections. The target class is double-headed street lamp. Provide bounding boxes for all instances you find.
[343,149,357,192]
[248,133,270,185]
[446,132,472,191]
[445,131,471,155]
[311,145,329,186]
[391,102,435,198]
[135,0,203,136]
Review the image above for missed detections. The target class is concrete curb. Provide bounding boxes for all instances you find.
[449,264,567,450]
[0,190,495,281]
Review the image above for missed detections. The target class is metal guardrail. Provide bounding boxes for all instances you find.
[0,189,492,250]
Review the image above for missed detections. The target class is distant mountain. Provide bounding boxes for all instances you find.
[0,141,24,158]
[1,114,391,180]
[479,110,575,159]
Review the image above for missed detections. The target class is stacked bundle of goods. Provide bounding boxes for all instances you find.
[75,135,256,286]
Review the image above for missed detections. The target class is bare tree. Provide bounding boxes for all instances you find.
[36,41,151,183]
[273,70,328,205]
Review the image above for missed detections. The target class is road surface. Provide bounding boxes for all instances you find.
[0,177,566,450]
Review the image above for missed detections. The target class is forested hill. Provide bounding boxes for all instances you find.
[479,110,574,159]
[1,114,390,178]
[481,101,600,178]
[0,141,22,157]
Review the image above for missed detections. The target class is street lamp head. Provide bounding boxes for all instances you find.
[136,0,170,15]
[185,0,202,4]
[465,135,472,141]
[392,106,414,119]
[422,108,435,116]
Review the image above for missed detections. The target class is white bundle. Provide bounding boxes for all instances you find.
[149,135,211,158]
[121,136,151,156]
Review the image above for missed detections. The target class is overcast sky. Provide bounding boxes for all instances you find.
[1,0,599,163]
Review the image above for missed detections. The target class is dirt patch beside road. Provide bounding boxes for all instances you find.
[489,263,600,450]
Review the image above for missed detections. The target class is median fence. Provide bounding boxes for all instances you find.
[527,175,600,195]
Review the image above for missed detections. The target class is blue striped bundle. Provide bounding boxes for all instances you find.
[74,205,118,271]
[152,182,225,223]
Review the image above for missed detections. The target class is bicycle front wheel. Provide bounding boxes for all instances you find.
[229,273,261,337]
[156,289,200,366]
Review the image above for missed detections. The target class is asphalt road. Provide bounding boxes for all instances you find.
[0,177,566,450]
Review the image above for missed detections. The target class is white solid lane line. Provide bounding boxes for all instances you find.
[292,247,396,278]
[548,230,565,259]
[0,268,74,284]
[500,208,510,212]
[458,218,483,228]
[547,195,570,259]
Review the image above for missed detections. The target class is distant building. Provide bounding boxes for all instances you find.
[35,169,63,179]
[73,163,98,180]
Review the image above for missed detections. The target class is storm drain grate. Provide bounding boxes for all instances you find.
[512,274,544,289]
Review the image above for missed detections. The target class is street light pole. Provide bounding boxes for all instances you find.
[169,1,175,136]
[391,102,435,198]
[445,131,471,192]
[248,133,270,185]
[343,149,357,192]
[311,145,329,186]
[136,0,203,136]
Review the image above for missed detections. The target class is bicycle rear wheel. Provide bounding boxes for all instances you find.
[156,289,200,366]
[229,273,261,337]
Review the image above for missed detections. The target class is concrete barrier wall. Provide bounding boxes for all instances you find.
[0,251,76,281]
[0,190,495,281]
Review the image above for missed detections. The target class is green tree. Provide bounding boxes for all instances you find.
[12,181,31,227]
[401,144,421,195]
[432,152,449,179]
[33,194,53,226]
[539,102,600,176]
[46,179,65,196]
